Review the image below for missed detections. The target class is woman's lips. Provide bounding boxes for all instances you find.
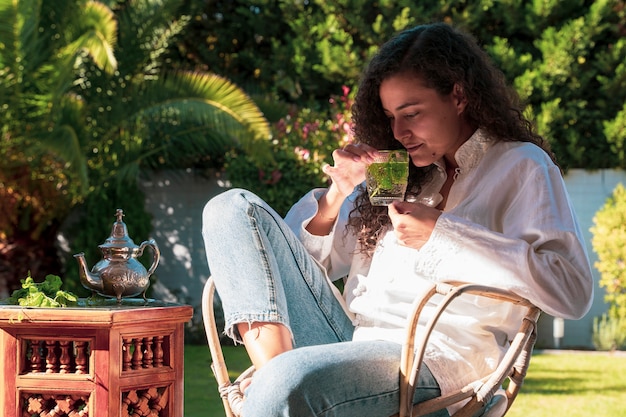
[406,143,424,154]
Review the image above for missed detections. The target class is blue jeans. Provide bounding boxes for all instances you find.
[202,189,447,417]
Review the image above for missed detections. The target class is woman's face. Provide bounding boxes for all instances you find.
[379,72,473,168]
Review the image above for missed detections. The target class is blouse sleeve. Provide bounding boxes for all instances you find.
[416,157,594,320]
[284,188,358,281]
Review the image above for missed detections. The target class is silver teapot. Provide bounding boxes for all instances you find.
[74,209,160,302]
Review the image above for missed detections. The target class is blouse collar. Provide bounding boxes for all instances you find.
[434,128,493,174]
[454,128,493,173]
[413,129,493,207]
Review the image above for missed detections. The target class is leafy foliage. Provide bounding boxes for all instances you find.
[592,313,626,351]
[177,0,626,170]
[224,86,354,215]
[591,183,626,320]
[3,0,626,312]
[0,0,271,293]
[7,274,78,307]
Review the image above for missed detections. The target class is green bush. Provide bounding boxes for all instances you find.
[224,87,354,216]
[592,313,626,351]
[176,1,626,170]
[0,0,270,294]
[591,183,626,322]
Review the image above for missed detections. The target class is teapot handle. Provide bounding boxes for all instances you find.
[139,239,161,276]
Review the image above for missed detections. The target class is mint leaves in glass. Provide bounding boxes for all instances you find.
[366,150,409,206]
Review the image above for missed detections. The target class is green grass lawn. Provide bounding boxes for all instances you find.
[184,345,626,417]
[506,351,626,417]
[184,344,251,417]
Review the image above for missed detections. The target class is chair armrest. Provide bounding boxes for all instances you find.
[398,282,540,417]
[202,277,237,417]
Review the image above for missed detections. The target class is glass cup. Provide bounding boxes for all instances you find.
[366,149,409,206]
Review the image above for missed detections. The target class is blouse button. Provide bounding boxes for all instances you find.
[352,283,367,297]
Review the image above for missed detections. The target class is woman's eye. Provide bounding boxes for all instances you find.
[404,112,418,119]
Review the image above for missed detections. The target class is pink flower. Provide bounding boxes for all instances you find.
[294,146,311,160]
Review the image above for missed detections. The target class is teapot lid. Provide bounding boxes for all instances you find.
[99,209,138,249]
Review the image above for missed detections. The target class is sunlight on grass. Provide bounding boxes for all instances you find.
[185,345,626,417]
[507,351,626,417]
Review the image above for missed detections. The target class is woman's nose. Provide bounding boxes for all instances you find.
[392,119,410,141]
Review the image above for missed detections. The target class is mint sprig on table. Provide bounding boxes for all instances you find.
[7,274,78,307]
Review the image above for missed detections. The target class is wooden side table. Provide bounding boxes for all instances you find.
[0,301,193,417]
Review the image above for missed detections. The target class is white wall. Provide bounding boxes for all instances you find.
[139,170,228,306]
[140,168,626,349]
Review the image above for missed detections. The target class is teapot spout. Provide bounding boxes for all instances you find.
[73,252,104,293]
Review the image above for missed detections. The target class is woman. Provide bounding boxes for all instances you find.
[202,22,593,417]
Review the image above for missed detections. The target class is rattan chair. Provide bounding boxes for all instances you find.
[202,277,540,417]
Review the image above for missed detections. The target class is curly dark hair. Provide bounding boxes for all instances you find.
[348,22,556,255]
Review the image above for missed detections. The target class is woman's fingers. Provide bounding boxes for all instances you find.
[388,201,441,249]
[339,143,379,162]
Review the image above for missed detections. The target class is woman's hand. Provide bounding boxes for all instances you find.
[306,143,379,236]
[323,143,379,197]
[388,201,442,250]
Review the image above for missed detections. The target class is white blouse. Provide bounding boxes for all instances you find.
[284,129,593,412]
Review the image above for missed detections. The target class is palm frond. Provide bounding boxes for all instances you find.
[0,0,43,79]
[145,13,190,68]
[162,71,271,141]
[52,124,90,195]
[89,70,273,168]
[141,71,273,165]
[114,0,189,75]
[60,1,118,74]
[106,99,270,169]
[34,93,90,195]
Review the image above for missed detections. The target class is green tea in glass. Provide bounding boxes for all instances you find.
[366,150,409,206]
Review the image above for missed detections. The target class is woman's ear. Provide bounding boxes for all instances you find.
[452,83,468,114]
